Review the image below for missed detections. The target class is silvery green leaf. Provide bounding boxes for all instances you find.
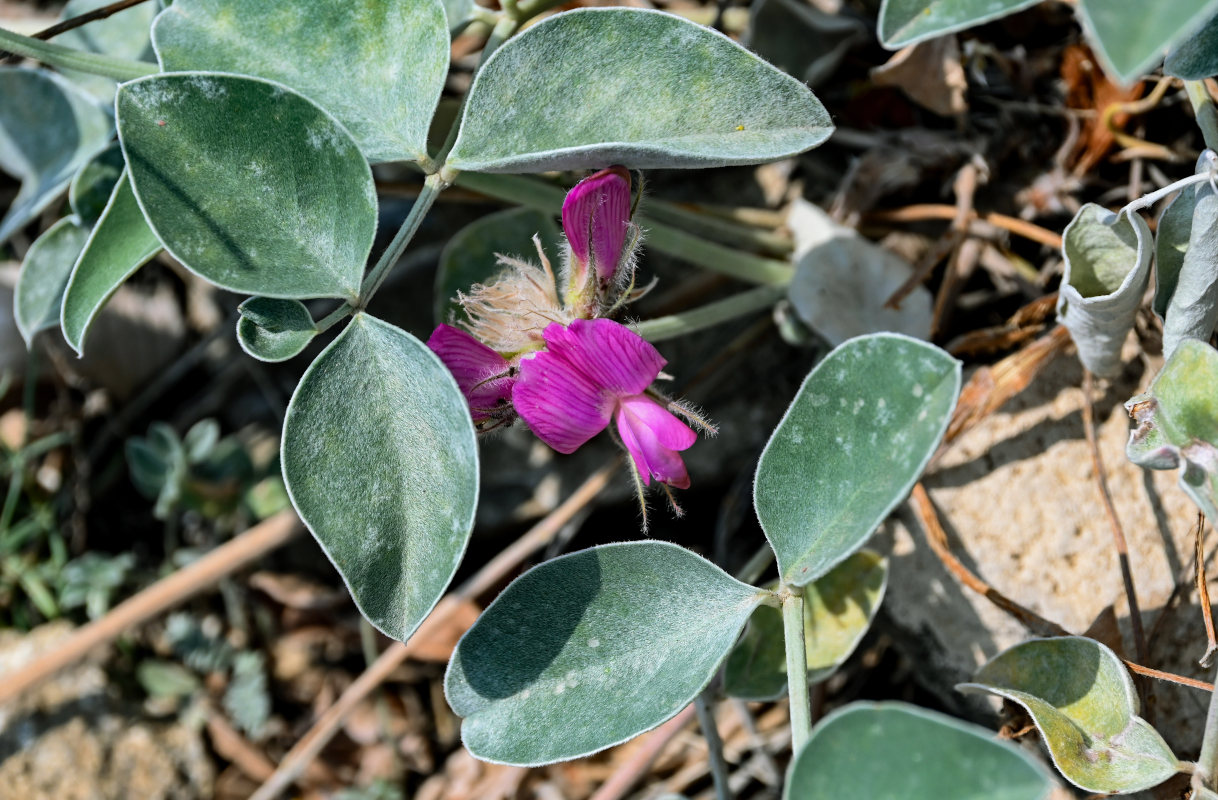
[0,67,114,247]
[755,334,960,587]
[1152,160,1207,321]
[55,0,158,101]
[1078,0,1218,84]
[1056,204,1152,377]
[117,73,374,301]
[441,0,478,31]
[153,0,449,163]
[61,171,161,355]
[183,419,220,464]
[1161,173,1218,358]
[1166,11,1218,78]
[785,702,1054,800]
[724,550,887,701]
[15,216,89,345]
[445,541,767,765]
[786,198,932,345]
[137,660,201,699]
[224,651,270,741]
[435,207,562,325]
[877,0,1041,49]
[282,313,477,642]
[236,297,317,362]
[447,8,833,172]
[960,637,1178,794]
[746,0,865,87]
[1125,339,1218,520]
[68,143,124,226]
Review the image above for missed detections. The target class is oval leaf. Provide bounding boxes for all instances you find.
[68,143,125,226]
[447,8,833,172]
[15,216,89,345]
[1161,174,1218,359]
[725,550,887,701]
[153,0,449,164]
[61,171,161,355]
[1078,0,1218,84]
[0,67,113,247]
[237,297,317,362]
[435,207,562,325]
[445,541,767,765]
[1056,204,1152,376]
[786,702,1053,800]
[117,73,374,301]
[1166,11,1218,78]
[755,333,961,587]
[959,637,1178,794]
[877,0,1041,49]
[282,313,477,642]
[1152,159,1207,322]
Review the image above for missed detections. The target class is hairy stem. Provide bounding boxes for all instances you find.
[358,172,447,306]
[783,590,812,753]
[694,691,733,800]
[313,302,354,335]
[632,284,787,343]
[0,25,155,81]
[1188,80,1218,153]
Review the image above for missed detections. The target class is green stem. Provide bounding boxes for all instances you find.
[631,284,786,343]
[0,26,155,81]
[783,590,812,754]
[1187,81,1218,153]
[736,544,776,586]
[694,691,733,800]
[358,172,448,306]
[313,302,354,335]
[643,198,793,257]
[432,13,519,167]
[512,0,571,23]
[455,172,795,285]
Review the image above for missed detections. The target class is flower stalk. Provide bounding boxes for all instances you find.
[783,588,812,754]
[358,172,448,307]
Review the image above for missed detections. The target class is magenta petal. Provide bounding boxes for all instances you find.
[561,166,631,283]
[615,395,695,489]
[542,319,664,398]
[427,324,514,421]
[512,345,613,454]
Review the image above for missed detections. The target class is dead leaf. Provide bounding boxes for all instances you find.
[871,36,968,117]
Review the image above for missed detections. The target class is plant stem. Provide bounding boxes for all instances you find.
[736,544,776,586]
[631,284,787,343]
[1188,80,1218,153]
[643,198,793,256]
[783,590,812,754]
[694,691,733,800]
[0,25,155,81]
[455,172,795,285]
[1196,664,1218,796]
[313,302,353,335]
[358,172,448,306]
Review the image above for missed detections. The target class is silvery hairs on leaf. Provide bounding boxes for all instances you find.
[1056,203,1152,378]
[446,7,833,172]
[1160,158,1218,359]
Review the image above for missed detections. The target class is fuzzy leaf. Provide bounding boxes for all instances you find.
[282,313,477,642]
[224,651,270,740]
[68,143,124,226]
[441,0,478,31]
[237,297,317,362]
[786,702,1053,799]
[755,334,960,587]
[435,207,562,325]
[15,216,89,345]
[447,8,833,172]
[445,541,767,765]
[877,0,1041,49]
[960,637,1178,794]
[61,171,162,355]
[1056,204,1152,376]
[724,550,887,700]
[1078,0,1218,84]
[1153,162,1205,321]
[0,67,113,247]
[1166,11,1218,78]
[1160,170,1218,359]
[117,73,374,301]
[153,0,449,163]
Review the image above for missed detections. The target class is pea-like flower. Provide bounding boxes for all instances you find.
[426,323,516,431]
[512,318,702,491]
[561,166,635,312]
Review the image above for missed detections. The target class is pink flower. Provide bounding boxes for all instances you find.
[512,318,697,489]
[562,166,632,291]
[426,324,515,427]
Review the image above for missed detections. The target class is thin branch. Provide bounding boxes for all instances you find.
[1198,513,1218,668]
[0,510,301,705]
[587,705,698,800]
[865,204,1063,249]
[1081,370,1149,672]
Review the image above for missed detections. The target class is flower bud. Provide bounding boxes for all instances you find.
[561,166,632,293]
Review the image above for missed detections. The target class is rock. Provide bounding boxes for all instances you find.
[0,621,214,799]
[874,337,1211,763]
